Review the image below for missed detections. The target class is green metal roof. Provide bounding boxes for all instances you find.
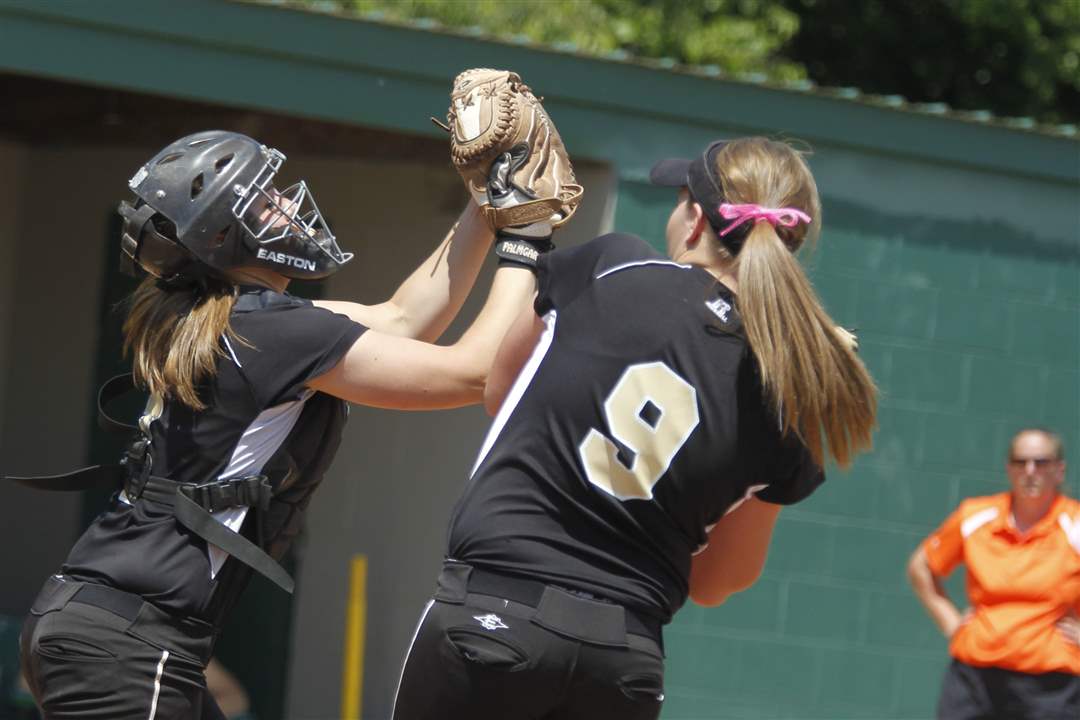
[1,0,1076,185]
[276,0,1077,142]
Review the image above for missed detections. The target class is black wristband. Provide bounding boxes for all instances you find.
[494,232,554,269]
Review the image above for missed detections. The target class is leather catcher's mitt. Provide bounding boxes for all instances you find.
[446,68,583,231]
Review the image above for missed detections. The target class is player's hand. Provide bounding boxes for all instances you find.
[487,150,555,268]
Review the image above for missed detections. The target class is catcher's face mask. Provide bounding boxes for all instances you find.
[232,148,353,279]
[122,131,353,283]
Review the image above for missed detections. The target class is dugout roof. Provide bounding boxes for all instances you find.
[0,0,1075,187]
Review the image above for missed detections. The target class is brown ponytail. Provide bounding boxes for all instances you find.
[123,276,242,411]
[716,138,877,468]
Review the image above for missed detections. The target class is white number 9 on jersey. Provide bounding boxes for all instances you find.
[578,362,700,501]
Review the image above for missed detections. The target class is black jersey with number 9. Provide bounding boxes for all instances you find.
[447,233,824,623]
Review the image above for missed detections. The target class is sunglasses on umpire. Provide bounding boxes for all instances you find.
[1007,457,1060,468]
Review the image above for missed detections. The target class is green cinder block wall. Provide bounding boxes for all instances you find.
[616,178,1080,719]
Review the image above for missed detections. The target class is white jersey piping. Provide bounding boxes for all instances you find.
[469,310,557,478]
[596,259,693,279]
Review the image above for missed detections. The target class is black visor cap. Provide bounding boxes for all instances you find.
[648,141,749,253]
[648,157,693,187]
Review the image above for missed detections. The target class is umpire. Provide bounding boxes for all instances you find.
[908,428,1080,719]
[11,129,539,719]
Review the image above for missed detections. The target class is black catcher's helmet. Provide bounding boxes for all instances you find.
[118,130,352,282]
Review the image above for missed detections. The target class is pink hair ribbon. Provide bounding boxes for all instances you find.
[717,203,811,237]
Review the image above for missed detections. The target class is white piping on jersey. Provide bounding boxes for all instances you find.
[147,649,169,720]
[208,389,315,577]
[391,599,435,716]
[723,484,769,517]
[595,259,693,279]
[1059,513,1080,554]
[961,506,999,538]
[470,310,558,478]
[222,335,243,368]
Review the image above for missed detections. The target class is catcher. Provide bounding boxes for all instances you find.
[392,135,876,719]
[14,68,578,720]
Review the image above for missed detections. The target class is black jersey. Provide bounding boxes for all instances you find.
[63,287,365,623]
[447,234,823,623]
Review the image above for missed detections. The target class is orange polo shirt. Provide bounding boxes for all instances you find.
[922,492,1080,675]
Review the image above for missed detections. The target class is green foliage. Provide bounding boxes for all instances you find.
[288,0,1078,124]
[781,0,1080,124]
[346,0,805,80]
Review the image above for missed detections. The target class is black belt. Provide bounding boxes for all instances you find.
[32,575,217,665]
[440,563,663,650]
[70,582,144,622]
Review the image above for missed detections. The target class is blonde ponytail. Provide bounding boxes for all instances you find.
[716,138,877,468]
[736,224,876,467]
[123,276,241,411]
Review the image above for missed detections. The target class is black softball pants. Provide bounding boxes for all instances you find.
[938,659,1080,720]
[19,575,225,720]
[392,562,666,720]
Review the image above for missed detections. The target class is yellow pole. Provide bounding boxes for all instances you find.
[341,554,367,720]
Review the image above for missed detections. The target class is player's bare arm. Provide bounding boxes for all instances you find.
[309,266,536,409]
[689,497,782,606]
[483,293,545,416]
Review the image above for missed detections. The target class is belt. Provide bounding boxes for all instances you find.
[31,575,216,665]
[436,562,664,652]
[70,582,144,622]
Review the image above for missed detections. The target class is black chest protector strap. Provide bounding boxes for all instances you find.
[128,474,293,594]
[5,372,296,594]
[97,373,141,434]
[5,464,127,492]
[5,373,143,490]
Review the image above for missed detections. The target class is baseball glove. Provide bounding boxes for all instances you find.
[445,68,583,233]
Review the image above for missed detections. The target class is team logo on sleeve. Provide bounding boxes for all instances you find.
[705,297,732,323]
[473,613,509,630]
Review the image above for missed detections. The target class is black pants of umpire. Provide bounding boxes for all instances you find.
[938,659,1080,720]
[19,575,226,720]
[393,562,667,720]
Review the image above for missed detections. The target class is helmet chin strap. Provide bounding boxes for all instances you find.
[117,201,157,277]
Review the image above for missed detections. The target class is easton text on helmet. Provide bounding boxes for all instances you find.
[256,248,318,272]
